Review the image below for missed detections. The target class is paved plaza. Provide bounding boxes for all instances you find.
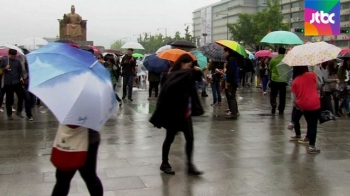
[1,87,350,196]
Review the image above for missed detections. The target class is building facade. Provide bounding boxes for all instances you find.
[193,0,267,46]
[281,0,350,48]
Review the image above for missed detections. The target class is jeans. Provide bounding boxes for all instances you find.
[324,91,339,114]
[162,118,194,164]
[149,81,160,97]
[4,83,23,116]
[211,81,222,104]
[23,86,34,117]
[51,142,103,196]
[122,74,134,99]
[261,76,269,92]
[227,84,238,115]
[270,81,287,113]
[340,95,350,113]
[303,110,320,146]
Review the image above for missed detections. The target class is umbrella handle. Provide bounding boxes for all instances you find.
[90,60,99,69]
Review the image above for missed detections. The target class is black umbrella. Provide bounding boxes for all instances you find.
[19,47,30,55]
[165,41,174,45]
[338,53,350,59]
[171,40,196,49]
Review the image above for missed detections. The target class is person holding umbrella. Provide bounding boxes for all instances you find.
[121,48,136,101]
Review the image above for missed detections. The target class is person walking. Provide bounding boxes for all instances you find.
[121,48,136,101]
[269,47,287,115]
[260,58,270,95]
[291,66,321,154]
[51,125,103,196]
[150,54,204,176]
[224,47,241,119]
[0,49,24,120]
[208,61,224,106]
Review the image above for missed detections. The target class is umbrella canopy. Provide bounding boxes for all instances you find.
[27,43,117,131]
[282,42,342,66]
[17,37,48,51]
[157,49,196,62]
[86,45,102,55]
[121,42,144,49]
[260,31,304,45]
[255,50,272,57]
[105,49,123,55]
[0,48,23,57]
[55,39,79,48]
[170,40,196,49]
[338,53,350,59]
[132,53,144,58]
[199,43,226,62]
[143,54,169,73]
[191,51,208,70]
[215,40,247,57]
[156,45,171,54]
[339,48,350,55]
[0,44,25,55]
[270,52,278,58]
[277,62,292,82]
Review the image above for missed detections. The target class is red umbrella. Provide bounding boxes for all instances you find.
[86,45,101,55]
[0,48,22,57]
[339,48,350,55]
[255,50,272,57]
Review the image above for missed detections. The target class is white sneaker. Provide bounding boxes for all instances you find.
[0,107,3,112]
[12,107,16,112]
[263,92,267,95]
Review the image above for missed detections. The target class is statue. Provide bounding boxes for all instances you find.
[59,5,87,41]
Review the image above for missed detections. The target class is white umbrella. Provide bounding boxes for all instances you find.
[121,42,144,50]
[156,45,171,54]
[17,37,48,51]
[0,44,25,55]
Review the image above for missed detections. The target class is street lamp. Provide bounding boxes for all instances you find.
[216,13,229,39]
[157,28,167,37]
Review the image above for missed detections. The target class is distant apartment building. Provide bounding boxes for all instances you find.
[192,0,267,46]
[281,0,350,48]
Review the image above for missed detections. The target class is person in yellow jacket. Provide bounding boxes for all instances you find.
[269,47,287,115]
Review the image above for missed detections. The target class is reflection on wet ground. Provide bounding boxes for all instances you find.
[1,87,350,196]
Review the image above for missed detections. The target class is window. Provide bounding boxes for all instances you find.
[292,13,299,18]
[282,4,291,9]
[336,40,348,47]
[341,15,350,22]
[283,14,291,19]
[291,2,299,8]
[341,3,350,10]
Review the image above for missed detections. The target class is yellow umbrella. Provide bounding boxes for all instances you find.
[215,40,247,57]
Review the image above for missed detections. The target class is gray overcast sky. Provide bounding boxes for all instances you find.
[0,0,218,48]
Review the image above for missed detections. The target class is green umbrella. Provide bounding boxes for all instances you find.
[191,51,208,70]
[132,53,144,58]
[277,62,292,83]
[260,31,303,45]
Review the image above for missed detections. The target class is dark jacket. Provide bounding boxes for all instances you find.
[150,69,204,130]
[148,72,161,82]
[226,57,239,85]
[121,55,136,75]
[0,57,23,85]
[244,58,254,73]
[208,61,224,82]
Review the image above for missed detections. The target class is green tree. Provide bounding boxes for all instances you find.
[228,0,288,49]
[110,39,125,49]
[184,26,193,41]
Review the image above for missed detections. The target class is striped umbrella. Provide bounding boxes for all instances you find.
[215,40,247,57]
[199,43,226,62]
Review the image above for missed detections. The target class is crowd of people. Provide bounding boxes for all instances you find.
[1,41,350,195]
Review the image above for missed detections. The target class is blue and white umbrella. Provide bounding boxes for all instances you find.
[27,43,117,131]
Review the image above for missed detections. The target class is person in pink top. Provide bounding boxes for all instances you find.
[291,66,321,154]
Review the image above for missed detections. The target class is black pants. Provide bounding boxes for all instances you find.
[113,84,121,102]
[162,118,194,164]
[0,87,5,107]
[51,142,103,196]
[324,91,339,114]
[225,89,232,112]
[291,107,305,137]
[4,83,23,116]
[122,74,133,99]
[270,81,287,113]
[227,85,238,115]
[23,86,34,117]
[149,81,160,98]
[303,110,320,146]
[240,70,246,86]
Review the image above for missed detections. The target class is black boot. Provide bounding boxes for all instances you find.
[187,164,203,176]
[160,163,175,175]
[201,92,208,97]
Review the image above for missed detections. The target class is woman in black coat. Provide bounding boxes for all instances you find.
[149,54,204,176]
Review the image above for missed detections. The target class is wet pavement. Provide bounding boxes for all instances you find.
[1,86,350,196]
